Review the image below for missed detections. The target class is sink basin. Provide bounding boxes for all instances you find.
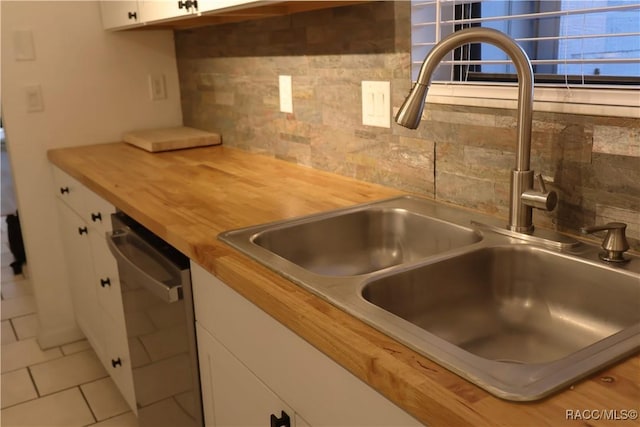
[220,195,640,400]
[252,207,481,276]
[363,245,640,365]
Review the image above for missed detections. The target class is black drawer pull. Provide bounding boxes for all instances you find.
[78,227,88,235]
[111,358,122,368]
[91,212,102,222]
[60,187,70,194]
[100,278,111,288]
[270,411,290,427]
[128,11,137,19]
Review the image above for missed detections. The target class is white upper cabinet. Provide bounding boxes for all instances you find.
[100,1,143,30]
[98,0,316,30]
[196,0,265,14]
[138,0,197,23]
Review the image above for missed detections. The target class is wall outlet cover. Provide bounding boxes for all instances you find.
[25,85,44,112]
[149,74,167,100]
[279,75,293,113]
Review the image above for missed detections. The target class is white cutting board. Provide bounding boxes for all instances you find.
[123,126,222,152]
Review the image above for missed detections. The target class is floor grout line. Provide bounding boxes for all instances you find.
[7,317,19,342]
[26,365,41,398]
[0,223,135,426]
[78,385,99,425]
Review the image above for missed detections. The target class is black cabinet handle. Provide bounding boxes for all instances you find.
[60,187,70,194]
[128,11,137,20]
[78,227,88,235]
[100,278,111,288]
[270,411,290,427]
[178,0,197,10]
[91,212,102,222]
[111,358,122,368]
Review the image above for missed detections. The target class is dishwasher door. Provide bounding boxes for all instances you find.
[108,213,202,427]
[107,228,184,303]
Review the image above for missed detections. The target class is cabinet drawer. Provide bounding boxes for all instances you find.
[52,166,87,217]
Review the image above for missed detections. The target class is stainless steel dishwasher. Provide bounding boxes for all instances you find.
[107,211,203,427]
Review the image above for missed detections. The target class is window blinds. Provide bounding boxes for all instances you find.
[410,0,640,85]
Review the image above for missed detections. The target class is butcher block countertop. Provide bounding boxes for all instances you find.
[48,142,639,427]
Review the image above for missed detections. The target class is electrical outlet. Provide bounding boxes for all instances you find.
[362,81,390,128]
[148,74,167,100]
[279,75,293,113]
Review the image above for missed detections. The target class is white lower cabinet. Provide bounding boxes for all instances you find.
[57,201,106,359]
[197,324,296,426]
[191,262,422,427]
[53,166,136,412]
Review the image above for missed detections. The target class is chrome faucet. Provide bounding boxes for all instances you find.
[396,27,556,233]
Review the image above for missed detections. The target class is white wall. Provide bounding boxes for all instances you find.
[1,1,183,348]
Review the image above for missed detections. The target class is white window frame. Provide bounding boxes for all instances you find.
[426,82,639,117]
[411,1,640,118]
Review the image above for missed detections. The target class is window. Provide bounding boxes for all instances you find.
[410,0,640,116]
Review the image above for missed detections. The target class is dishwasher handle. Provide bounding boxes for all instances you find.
[106,228,183,303]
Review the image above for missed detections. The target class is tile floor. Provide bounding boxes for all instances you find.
[1,217,139,426]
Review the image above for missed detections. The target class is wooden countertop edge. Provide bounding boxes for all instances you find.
[47,143,640,427]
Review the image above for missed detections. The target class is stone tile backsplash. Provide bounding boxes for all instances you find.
[175,1,639,250]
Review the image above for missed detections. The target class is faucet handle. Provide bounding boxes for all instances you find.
[535,174,549,193]
[521,174,557,212]
[581,222,630,263]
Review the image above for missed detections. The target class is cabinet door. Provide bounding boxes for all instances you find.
[99,1,142,30]
[196,324,297,427]
[191,263,422,426]
[85,195,122,319]
[102,309,137,412]
[197,0,263,13]
[90,232,124,320]
[57,201,106,360]
[139,0,194,23]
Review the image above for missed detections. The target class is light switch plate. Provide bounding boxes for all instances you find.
[362,81,390,128]
[279,75,293,113]
[25,85,44,112]
[149,74,167,100]
[14,30,36,61]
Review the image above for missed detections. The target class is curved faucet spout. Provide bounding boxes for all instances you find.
[396,27,533,171]
[396,27,554,233]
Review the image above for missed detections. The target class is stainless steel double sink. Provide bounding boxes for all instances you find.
[219,196,640,401]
